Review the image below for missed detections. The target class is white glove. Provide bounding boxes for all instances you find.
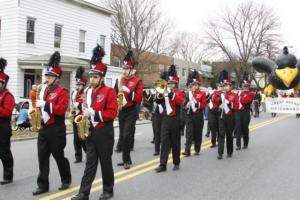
[36,100,46,108]
[122,86,131,93]
[74,102,79,108]
[84,107,95,117]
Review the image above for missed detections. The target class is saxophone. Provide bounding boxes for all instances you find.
[74,87,90,140]
[69,91,77,124]
[29,84,43,132]
[117,78,125,111]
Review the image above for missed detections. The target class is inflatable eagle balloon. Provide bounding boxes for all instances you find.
[252,46,300,96]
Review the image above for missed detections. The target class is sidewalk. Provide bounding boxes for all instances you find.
[12,119,151,142]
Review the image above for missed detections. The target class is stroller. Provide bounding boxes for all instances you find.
[13,101,31,131]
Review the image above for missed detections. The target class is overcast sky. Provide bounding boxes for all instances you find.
[88,0,300,55]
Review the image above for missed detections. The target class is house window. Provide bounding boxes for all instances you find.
[159,64,164,72]
[99,35,106,49]
[26,17,36,44]
[148,64,153,73]
[79,30,86,53]
[113,56,120,67]
[182,68,186,77]
[54,24,62,48]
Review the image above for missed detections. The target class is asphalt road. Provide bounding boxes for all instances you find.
[0,113,299,200]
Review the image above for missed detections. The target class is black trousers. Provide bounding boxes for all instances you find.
[37,123,71,189]
[218,114,235,155]
[73,122,86,161]
[79,123,114,195]
[152,112,162,153]
[208,109,219,145]
[118,107,138,163]
[235,110,251,148]
[180,106,186,136]
[185,111,204,153]
[0,121,13,181]
[160,114,181,166]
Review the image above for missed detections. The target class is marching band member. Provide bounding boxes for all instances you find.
[0,58,15,185]
[71,66,87,163]
[72,45,117,200]
[148,71,168,156]
[207,82,223,148]
[116,51,143,170]
[33,52,72,195]
[182,70,206,156]
[155,65,185,173]
[217,78,237,159]
[235,79,254,150]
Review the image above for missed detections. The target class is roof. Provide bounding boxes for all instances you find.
[71,0,114,15]
[18,54,89,67]
[69,0,115,15]
[197,70,213,79]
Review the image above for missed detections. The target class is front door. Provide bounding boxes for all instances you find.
[24,74,35,98]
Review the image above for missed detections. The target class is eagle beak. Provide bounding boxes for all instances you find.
[275,67,298,87]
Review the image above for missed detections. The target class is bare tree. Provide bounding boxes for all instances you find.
[168,32,209,63]
[107,0,170,64]
[204,1,281,86]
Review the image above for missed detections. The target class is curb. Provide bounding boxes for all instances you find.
[12,121,151,142]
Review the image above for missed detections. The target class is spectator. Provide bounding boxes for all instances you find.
[260,91,266,112]
[30,85,37,108]
[16,102,30,126]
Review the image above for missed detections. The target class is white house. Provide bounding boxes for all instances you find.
[0,0,122,102]
[174,58,213,88]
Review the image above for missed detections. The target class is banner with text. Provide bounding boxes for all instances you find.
[266,97,300,113]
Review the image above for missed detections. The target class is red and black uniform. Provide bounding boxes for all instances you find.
[208,89,222,146]
[0,89,15,182]
[234,90,254,149]
[158,88,185,168]
[78,84,118,196]
[37,85,71,190]
[218,91,238,157]
[117,76,143,165]
[184,90,206,154]
[71,89,86,162]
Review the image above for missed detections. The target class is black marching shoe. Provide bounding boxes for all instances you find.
[71,193,89,200]
[0,179,12,185]
[124,162,131,170]
[99,192,114,200]
[115,149,121,153]
[236,146,241,151]
[58,182,71,190]
[194,151,200,156]
[173,165,180,171]
[155,165,166,173]
[205,133,210,138]
[217,155,223,160]
[153,152,159,156]
[182,152,191,157]
[227,154,232,158]
[243,146,248,149]
[210,144,216,148]
[74,160,82,164]
[32,187,49,196]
